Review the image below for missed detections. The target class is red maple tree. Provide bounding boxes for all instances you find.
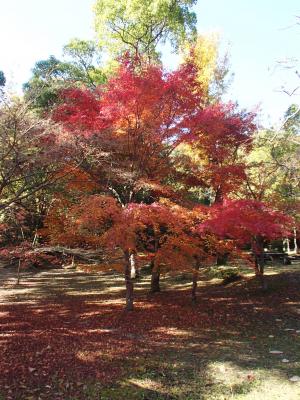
[200,199,293,288]
[48,56,260,307]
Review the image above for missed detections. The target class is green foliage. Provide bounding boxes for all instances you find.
[283,103,300,134]
[24,39,105,111]
[94,0,198,60]
[207,266,241,281]
[235,124,299,248]
[62,39,105,87]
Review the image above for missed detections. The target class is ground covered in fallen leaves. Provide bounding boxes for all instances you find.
[0,263,300,400]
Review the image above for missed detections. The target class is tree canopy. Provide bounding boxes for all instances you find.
[94,0,197,60]
[23,39,105,111]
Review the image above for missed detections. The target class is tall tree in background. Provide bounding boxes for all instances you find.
[24,39,105,112]
[94,0,197,61]
[240,109,299,252]
[182,33,231,103]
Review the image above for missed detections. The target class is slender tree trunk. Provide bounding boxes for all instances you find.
[192,257,202,303]
[286,238,291,253]
[293,227,298,254]
[129,251,140,278]
[150,260,160,293]
[32,231,38,247]
[191,270,198,303]
[20,227,25,241]
[253,238,267,291]
[124,250,134,311]
[255,254,267,290]
[17,259,21,285]
[216,252,228,266]
[214,186,223,204]
[150,238,160,293]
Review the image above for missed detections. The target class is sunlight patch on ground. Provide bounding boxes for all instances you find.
[206,361,300,400]
[86,299,124,305]
[86,328,116,333]
[0,311,10,317]
[239,376,300,400]
[0,286,36,296]
[76,350,103,363]
[151,326,193,337]
[127,377,164,392]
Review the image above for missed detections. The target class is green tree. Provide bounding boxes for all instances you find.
[24,39,105,111]
[94,0,197,61]
[240,128,299,203]
[283,103,300,134]
[239,125,299,252]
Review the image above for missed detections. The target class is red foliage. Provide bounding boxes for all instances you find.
[52,58,256,205]
[53,63,187,203]
[52,88,105,134]
[103,200,210,271]
[200,199,293,245]
[0,242,62,269]
[44,194,216,276]
[48,56,260,305]
[175,102,256,202]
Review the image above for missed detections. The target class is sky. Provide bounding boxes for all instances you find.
[1,0,299,127]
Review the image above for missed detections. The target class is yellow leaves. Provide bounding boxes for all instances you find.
[181,32,228,100]
[193,33,219,94]
[176,142,208,165]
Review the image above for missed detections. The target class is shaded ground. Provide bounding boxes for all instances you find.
[0,263,300,399]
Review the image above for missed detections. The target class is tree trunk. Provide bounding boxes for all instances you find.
[32,231,38,247]
[216,252,228,266]
[253,238,267,291]
[129,251,140,278]
[255,254,267,290]
[124,251,134,311]
[293,227,298,254]
[150,261,160,293]
[191,270,198,303]
[192,257,201,303]
[214,186,224,204]
[286,237,291,253]
[17,259,21,285]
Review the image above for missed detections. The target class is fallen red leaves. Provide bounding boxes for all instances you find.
[0,269,299,399]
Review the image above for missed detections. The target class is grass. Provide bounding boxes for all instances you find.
[0,261,299,399]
